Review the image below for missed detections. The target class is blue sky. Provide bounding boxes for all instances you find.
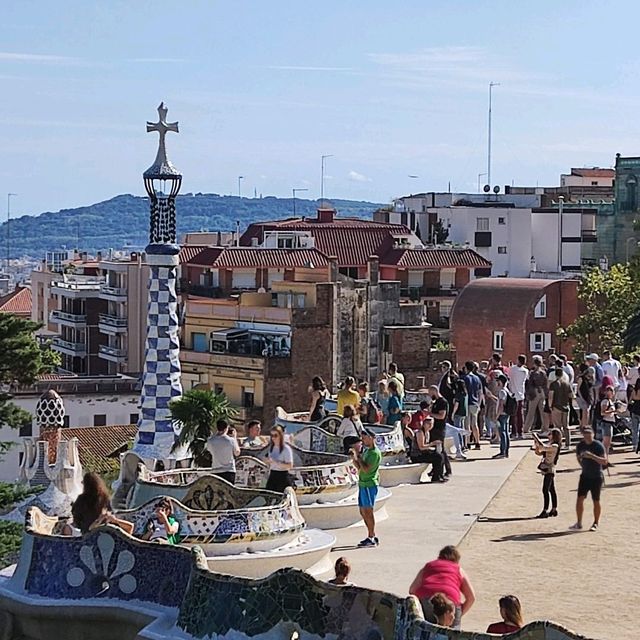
[1,0,639,215]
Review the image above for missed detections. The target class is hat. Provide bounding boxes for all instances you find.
[586,353,599,361]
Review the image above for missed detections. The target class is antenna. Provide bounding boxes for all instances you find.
[487,82,500,187]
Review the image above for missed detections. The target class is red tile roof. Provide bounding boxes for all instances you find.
[179,245,210,264]
[570,168,614,178]
[59,424,137,472]
[0,286,32,316]
[382,248,492,268]
[213,248,330,268]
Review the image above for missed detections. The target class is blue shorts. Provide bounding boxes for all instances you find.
[358,486,378,509]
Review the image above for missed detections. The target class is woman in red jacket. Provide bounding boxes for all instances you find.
[486,595,524,634]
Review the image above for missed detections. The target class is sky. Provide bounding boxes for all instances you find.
[1,0,640,216]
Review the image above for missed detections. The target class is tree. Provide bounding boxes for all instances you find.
[170,388,237,466]
[431,220,449,244]
[558,264,640,358]
[0,314,60,456]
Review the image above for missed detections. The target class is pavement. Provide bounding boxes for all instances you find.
[323,438,530,597]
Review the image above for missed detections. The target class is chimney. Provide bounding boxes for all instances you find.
[317,207,335,224]
[97,251,102,262]
[368,255,379,286]
[328,256,339,282]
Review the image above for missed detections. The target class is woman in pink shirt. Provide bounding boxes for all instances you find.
[409,545,476,629]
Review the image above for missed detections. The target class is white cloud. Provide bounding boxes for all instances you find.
[0,52,80,64]
[348,170,372,183]
[267,65,354,72]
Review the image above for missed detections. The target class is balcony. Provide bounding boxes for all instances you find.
[99,345,128,362]
[181,348,266,372]
[98,313,128,333]
[51,279,103,299]
[50,310,87,327]
[400,286,458,300]
[52,337,87,357]
[100,285,127,301]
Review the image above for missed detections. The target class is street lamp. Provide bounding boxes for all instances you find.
[487,82,500,187]
[292,188,309,216]
[237,175,244,198]
[321,155,333,203]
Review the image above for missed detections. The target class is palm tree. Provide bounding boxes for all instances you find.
[170,388,237,466]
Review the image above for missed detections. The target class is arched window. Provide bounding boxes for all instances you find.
[626,175,638,211]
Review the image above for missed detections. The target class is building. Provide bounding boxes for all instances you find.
[560,167,615,189]
[0,286,32,318]
[450,278,580,366]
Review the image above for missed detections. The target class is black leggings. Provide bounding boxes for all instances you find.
[266,470,291,493]
[542,473,557,511]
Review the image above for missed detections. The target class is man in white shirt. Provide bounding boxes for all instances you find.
[601,350,622,388]
[559,354,575,385]
[206,419,240,484]
[509,355,529,439]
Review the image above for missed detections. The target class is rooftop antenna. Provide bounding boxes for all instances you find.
[6,193,16,274]
[487,81,500,187]
[321,154,333,203]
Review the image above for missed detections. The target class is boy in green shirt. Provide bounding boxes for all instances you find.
[350,428,382,547]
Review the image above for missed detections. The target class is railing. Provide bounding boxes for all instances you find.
[100,285,127,297]
[50,310,87,324]
[400,286,458,299]
[99,345,127,358]
[99,314,128,328]
[52,281,102,292]
[52,337,86,354]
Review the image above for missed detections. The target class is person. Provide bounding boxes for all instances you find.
[451,379,468,459]
[337,404,363,454]
[243,420,264,448]
[629,378,640,452]
[524,356,550,434]
[410,416,445,482]
[462,361,482,450]
[385,379,403,425]
[439,361,457,421]
[429,593,456,636]
[484,356,505,442]
[387,362,405,398]
[206,419,240,484]
[509,355,529,439]
[549,367,573,451]
[617,367,629,404]
[351,428,382,547]
[71,472,134,535]
[376,379,390,420]
[486,595,524,634]
[533,429,562,518]
[492,375,510,459]
[601,350,622,389]
[328,557,353,586]
[559,354,575,385]
[571,426,607,531]
[337,376,360,416]
[626,354,640,401]
[358,381,381,424]
[266,426,294,492]
[141,498,180,544]
[429,385,451,476]
[599,385,616,459]
[400,411,415,451]
[586,353,604,397]
[308,376,328,422]
[409,400,430,432]
[409,545,476,630]
[576,363,595,430]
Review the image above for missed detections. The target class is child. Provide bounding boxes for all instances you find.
[142,498,180,544]
[328,557,353,586]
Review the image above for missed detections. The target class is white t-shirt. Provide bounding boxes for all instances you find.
[562,364,575,385]
[337,417,362,438]
[206,433,240,473]
[269,444,294,471]
[509,365,529,401]
[602,358,622,386]
[627,365,640,387]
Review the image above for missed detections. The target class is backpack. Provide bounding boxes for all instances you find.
[504,390,517,416]
[366,397,383,424]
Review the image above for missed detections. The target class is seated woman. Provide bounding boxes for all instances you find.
[71,472,134,535]
[337,404,363,454]
[410,417,445,483]
[486,595,523,634]
[141,498,180,544]
[429,593,456,640]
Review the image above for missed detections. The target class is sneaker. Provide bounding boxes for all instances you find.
[492,453,505,459]
[474,444,481,450]
[569,523,583,530]
[374,536,380,545]
[590,523,598,532]
[455,452,467,460]
[358,537,377,547]
[432,476,448,483]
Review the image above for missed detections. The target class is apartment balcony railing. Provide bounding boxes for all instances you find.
[52,337,87,356]
[100,285,128,299]
[51,280,103,298]
[98,314,128,329]
[99,345,128,360]
[50,310,87,325]
[400,286,458,300]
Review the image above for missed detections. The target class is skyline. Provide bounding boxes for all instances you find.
[2,1,640,216]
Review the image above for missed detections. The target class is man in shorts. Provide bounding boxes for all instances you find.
[571,427,607,532]
[351,428,382,547]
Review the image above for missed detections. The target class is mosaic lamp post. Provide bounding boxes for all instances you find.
[133,103,185,461]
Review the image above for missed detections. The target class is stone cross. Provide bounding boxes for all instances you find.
[146,102,179,171]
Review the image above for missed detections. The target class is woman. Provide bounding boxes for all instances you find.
[337,404,363,454]
[533,428,561,518]
[576,363,594,429]
[328,557,353,587]
[410,416,445,483]
[629,378,640,452]
[617,367,629,404]
[429,593,456,638]
[308,376,328,422]
[376,380,390,419]
[71,472,134,535]
[486,595,524,634]
[600,385,616,460]
[266,426,294,492]
[409,545,476,629]
[452,379,468,432]
[386,379,403,425]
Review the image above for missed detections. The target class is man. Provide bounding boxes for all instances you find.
[243,420,264,448]
[410,416,446,482]
[509,355,529,439]
[429,385,451,476]
[351,428,382,547]
[492,375,510,459]
[601,350,622,388]
[524,356,550,434]
[337,376,360,416]
[586,353,604,396]
[627,354,640,401]
[387,362,405,398]
[571,427,607,531]
[549,366,573,451]
[547,354,559,375]
[438,360,457,420]
[462,361,482,450]
[475,361,489,439]
[409,400,430,432]
[357,381,372,421]
[559,354,575,385]
[485,354,506,442]
[206,419,240,484]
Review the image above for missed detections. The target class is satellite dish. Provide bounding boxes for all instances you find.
[483,184,491,193]
[493,185,500,194]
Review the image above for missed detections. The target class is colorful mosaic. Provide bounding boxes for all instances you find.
[274,405,342,434]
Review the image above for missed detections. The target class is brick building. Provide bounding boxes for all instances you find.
[450,278,580,366]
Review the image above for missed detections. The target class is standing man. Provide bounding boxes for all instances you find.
[586,353,604,397]
[243,420,264,448]
[571,427,607,531]
[601,350,622,389]
[509,355,529,440]
[549,367,573,451]
[626,354,640,401]
[559,354,575,385]
[429,385,451,476]
[524,356,550,434]
[439,360,457,421]
[351,428,382,547]
[463,361,482,450]
[206,419,241,484]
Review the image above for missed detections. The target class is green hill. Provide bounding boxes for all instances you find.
[6,194,384,258]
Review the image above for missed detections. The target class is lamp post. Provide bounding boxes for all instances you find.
[6,193,16,273]
[292,188,308,216]
[237,175,244,198]
[487,82,500,187]
[477,173,487,194]
[321,155,333,203]
[558,195,564,273]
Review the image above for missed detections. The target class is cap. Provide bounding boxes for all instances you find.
[586,353,599,361]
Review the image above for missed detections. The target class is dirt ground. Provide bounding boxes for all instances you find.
[459,442,640,640]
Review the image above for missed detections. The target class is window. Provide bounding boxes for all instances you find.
[530,332,552,352]
[476,217,490,231]
[130,413,139,425]
[214,384,224,395]
[498,217,506,225]
[492,330,504,351]
[475,231,492,247]
[242,389,254,408]
[591,181,598,186]
[19,420,33,438]
[498,246,508,254]
[277,238,294,249]
[93,414,107,427]
[63,415,70,428]
[534,295,547,318]
[192,332,207,353]
[338,267,359,279]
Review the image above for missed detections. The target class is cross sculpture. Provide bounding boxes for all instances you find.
[146,102,179,175]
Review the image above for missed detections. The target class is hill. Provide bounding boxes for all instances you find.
[5,194,384,258]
